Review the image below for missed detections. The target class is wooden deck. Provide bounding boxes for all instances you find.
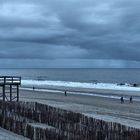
[0,76,21,85]
[0,76,21,102]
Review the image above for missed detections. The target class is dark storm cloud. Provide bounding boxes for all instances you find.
[0,0,140,67]
[0,41,88,59]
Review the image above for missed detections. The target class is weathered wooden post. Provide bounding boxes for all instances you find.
[10,85,12,102]
[17,84,19,102]
[2,85,5,102]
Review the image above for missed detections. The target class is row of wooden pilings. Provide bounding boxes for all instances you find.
[0,100,139,140]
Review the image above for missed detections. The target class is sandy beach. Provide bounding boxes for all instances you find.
[19,87,140,129]
[1,86,140,139]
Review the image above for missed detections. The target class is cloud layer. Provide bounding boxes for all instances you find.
[0,0,140,67]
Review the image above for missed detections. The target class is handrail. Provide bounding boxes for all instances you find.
[0,76,21,85]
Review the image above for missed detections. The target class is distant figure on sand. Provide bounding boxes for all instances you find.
[120,97,124,103]
[65,91,67,96]
[33,86,35,91]
[129,96,133,103]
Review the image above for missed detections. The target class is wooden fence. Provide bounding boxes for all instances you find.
[0,100,139,140]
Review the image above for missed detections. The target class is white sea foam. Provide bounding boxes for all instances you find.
[21,79,140,91]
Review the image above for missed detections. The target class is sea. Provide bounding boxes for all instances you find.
[0,68,139,83]
[0,68,139,87]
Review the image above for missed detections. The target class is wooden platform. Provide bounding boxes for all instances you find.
[0,76,21,85]
[0,76,21,102]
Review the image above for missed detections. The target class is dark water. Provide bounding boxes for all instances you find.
[0,68,140,84]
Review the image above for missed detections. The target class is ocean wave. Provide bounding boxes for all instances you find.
[21,79,140,91]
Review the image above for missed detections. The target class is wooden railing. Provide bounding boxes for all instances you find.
[0,76,21,85]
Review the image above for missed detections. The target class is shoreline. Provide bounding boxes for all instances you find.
[20,86,140,101]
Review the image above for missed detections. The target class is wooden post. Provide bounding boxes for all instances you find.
[17,85,19,102]
[10,85,12,101]
[3,85,5,102]
[2,85,5,116]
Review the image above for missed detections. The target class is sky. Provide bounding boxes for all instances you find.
[0,0,140,68]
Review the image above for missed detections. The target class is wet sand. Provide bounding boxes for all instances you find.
[19,88,140,129]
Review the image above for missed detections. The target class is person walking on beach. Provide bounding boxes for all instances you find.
[33,86,35,91]
[64,90,67,96]
[129,96,133,103]
[120,97,124,103]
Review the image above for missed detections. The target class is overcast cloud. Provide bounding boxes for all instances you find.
[0,0,140,68]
